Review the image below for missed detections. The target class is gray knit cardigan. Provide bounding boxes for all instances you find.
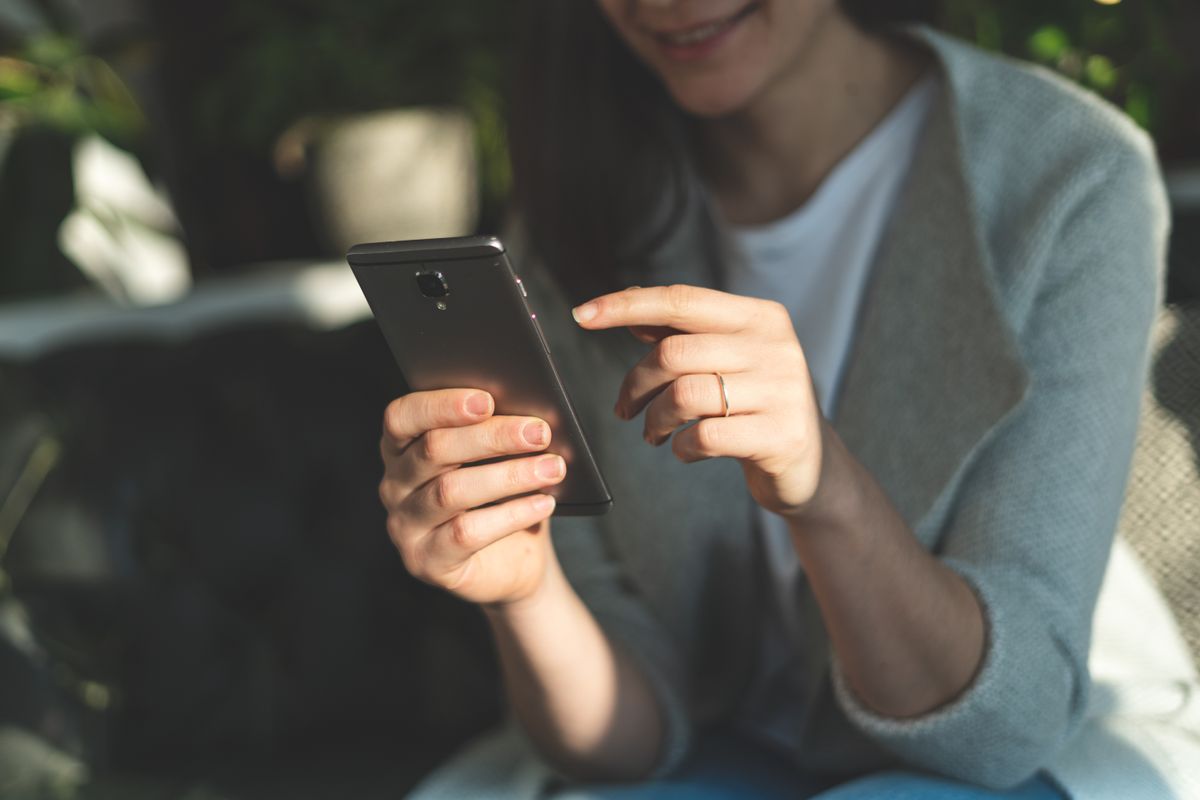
[514,25,1168,792]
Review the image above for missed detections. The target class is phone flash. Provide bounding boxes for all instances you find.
[436,301,448,311]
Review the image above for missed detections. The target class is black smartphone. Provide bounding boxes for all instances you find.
[348,235,612,516]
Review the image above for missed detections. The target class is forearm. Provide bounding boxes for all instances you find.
[483,558,664,782]
[789,423,986,718]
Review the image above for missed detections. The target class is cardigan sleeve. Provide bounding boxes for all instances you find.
[831,133,1169,788]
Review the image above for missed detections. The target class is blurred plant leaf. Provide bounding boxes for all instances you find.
[1029,25,1070,62]
[1084,54,1118,90]
[0,35,144,142]
[1125,84,1152,129]
[0,57,42,99]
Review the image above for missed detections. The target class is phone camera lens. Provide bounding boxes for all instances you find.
[415,271,449,298]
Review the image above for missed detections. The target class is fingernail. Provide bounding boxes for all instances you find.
[613,401,625,420]
[572,303,597,323]
[532,494,555,513]
[522,421,549,447]
[466,393,491,416]
[535,455,565,481]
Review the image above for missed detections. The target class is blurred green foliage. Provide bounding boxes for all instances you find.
[938,0,1193,148]
[0,34,143,142]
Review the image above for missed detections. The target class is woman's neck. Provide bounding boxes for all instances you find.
[699,15,930,227]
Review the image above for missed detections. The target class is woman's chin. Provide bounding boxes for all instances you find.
[668,82,758,119]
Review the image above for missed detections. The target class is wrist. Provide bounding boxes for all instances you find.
[482,555,571,625]
[786,420,868,535]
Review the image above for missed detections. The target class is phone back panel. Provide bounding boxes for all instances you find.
[349,236,612,515]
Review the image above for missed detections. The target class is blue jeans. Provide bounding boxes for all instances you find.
[550,732,1066,799]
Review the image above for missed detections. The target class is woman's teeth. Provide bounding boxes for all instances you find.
[661,18,734,46]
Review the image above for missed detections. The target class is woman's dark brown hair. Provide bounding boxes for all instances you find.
[509,0,935,303]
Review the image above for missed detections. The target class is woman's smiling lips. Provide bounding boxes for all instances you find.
[647,2,762,62]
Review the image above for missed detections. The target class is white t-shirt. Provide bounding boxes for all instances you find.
[726,74,938,752]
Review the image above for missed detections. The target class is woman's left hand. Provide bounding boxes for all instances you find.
[572,284,841,521]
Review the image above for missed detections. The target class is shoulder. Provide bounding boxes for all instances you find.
[917,26,1158,184]
[911,28,1168,324]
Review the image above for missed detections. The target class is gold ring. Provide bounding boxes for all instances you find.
[715,372,731,417]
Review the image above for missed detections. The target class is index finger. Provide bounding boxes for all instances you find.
[571,285,759,334]
[383,389,494,452]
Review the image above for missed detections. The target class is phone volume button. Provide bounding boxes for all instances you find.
[514,276,528,298]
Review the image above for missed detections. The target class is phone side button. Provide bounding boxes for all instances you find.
[514,276,528,298]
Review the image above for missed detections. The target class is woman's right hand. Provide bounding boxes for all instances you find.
[378,388,565,607]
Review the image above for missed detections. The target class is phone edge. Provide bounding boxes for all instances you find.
[347,236,504,265]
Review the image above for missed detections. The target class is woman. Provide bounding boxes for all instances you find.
[381,0,1170,797]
